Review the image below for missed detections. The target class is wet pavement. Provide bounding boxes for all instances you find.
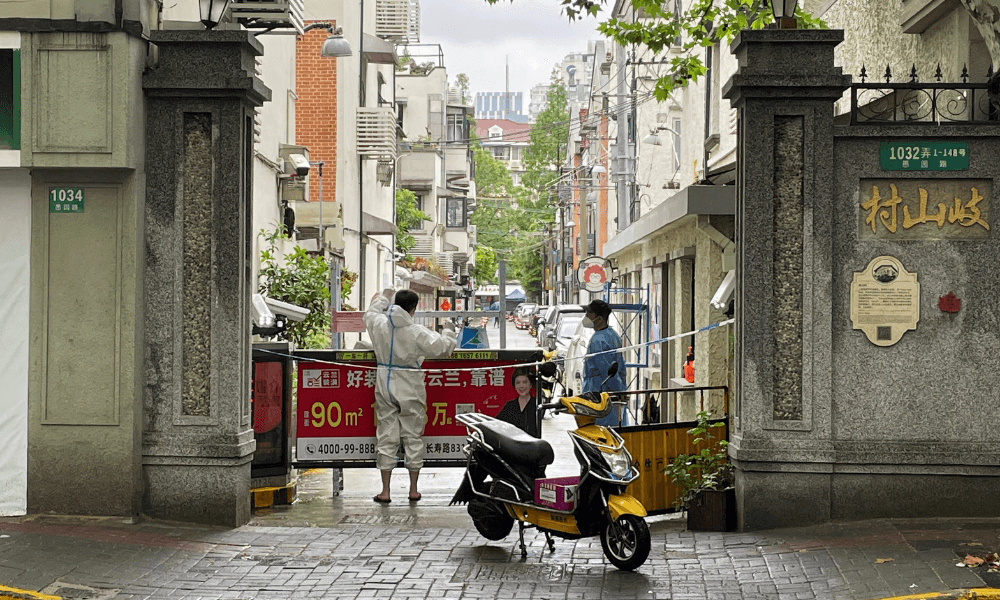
[3,323,1000,599]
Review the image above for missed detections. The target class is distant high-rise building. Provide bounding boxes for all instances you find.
[475,91,524,120]
[529,41,603,124]
[528,83,550,123]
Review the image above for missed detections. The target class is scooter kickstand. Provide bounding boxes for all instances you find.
[517,521,528,558]
[544,531,555,553]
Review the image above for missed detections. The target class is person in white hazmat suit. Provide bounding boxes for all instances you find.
[364,288,457,503]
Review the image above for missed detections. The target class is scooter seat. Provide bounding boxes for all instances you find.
[477,419,554,469]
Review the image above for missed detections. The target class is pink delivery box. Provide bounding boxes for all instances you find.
[534,476,580,511]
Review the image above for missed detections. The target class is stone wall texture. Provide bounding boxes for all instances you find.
[772,116,804,421]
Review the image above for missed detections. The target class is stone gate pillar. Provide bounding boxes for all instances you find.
[723,30,850,530]
[142,30,270,526]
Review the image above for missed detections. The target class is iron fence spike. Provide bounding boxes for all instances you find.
[909,64,918,83]
[884,64,892,83]
[935,63,943,82]
[859,64,867,83]
[961,63,969,84]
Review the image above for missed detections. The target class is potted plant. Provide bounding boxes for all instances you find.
[663,410,736,531]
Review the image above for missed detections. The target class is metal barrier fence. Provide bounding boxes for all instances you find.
[611,386,730,514]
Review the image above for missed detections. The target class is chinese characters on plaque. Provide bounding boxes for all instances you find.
[858,179,991,241]
[850,256,920,347]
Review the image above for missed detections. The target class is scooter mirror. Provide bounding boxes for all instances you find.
[539,362,558,377]
[607,361,619,377]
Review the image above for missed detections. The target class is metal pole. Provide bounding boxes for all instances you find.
[330,260,341,349]
[317,162,324,241]
[499,260,506,349]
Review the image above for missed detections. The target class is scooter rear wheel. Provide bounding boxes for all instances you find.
[468,498,514,541]
[600,514,650,571]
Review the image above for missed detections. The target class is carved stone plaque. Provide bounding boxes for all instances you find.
[850,256,920,346]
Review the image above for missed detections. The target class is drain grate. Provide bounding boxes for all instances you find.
[339,514,416,525]
[458,563,566,582]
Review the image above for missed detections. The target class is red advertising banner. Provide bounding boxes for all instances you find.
[296,350,540,464]
[252,362,283,433]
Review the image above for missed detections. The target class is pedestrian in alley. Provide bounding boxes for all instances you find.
[495,367,540,438]
[363,288,458,504]
[582,299,627,427]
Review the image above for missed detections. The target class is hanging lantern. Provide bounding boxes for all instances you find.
[769,0,799,28]
[199,0,230,29]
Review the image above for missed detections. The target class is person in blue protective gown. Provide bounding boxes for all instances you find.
[364,288,458,503]
[582,299,627,427]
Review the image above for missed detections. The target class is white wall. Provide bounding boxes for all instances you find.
[0,169,31,515]
[252,33,297,282]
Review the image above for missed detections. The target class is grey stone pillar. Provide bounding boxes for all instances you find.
[723,30,850,530]
[142,30,270,527]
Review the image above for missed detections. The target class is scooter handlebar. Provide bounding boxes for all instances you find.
[538,401,563,412]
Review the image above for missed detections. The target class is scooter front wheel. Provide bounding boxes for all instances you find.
[600,514,650,571]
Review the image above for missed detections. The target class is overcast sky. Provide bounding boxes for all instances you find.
[417,0,603,106]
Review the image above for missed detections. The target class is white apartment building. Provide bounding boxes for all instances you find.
[396,44,477,312]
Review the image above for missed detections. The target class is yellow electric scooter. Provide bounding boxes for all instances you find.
[451,363,650,571]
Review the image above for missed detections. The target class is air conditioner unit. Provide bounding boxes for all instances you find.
[356,108,397,160]
[375,0,420,42]
[229,0,305,34]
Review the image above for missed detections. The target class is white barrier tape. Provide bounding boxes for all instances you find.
[257,318,734,371]
[254,318,734,373]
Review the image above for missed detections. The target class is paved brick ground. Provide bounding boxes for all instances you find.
[3,332,997,599]
[1,512,999,600]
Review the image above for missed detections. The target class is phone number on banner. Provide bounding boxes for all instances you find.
[297,436,468,461]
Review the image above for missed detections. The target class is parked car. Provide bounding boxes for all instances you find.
[514,303,537,329]
[539,304,586,348]
[561,317,624,397]
[529,305,549,335]
[546,313,584,356]
[506,302,522,321]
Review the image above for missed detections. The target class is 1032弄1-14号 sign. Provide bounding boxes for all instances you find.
[880,141,968,171]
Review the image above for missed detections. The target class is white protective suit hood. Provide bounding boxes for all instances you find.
[363,295,457,400]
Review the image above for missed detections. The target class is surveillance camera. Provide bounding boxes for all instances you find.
[285,153,311,177]
[263,297,311,323]
[710,269,736,311]
[251,294,275,328]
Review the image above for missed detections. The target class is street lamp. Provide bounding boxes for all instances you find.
[642,125,681,146]
[769,0,799,29]
[199,0,230,29]
[302,22,354,58]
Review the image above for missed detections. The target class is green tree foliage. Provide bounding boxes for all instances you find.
[258,228,332,349]
[485,0,825,101]
[455,73,472,104]
[470,83,565,297]
[470,245,499,285]
[522,82,569,192]
[471,147,522,252]
[395,188,431,260]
